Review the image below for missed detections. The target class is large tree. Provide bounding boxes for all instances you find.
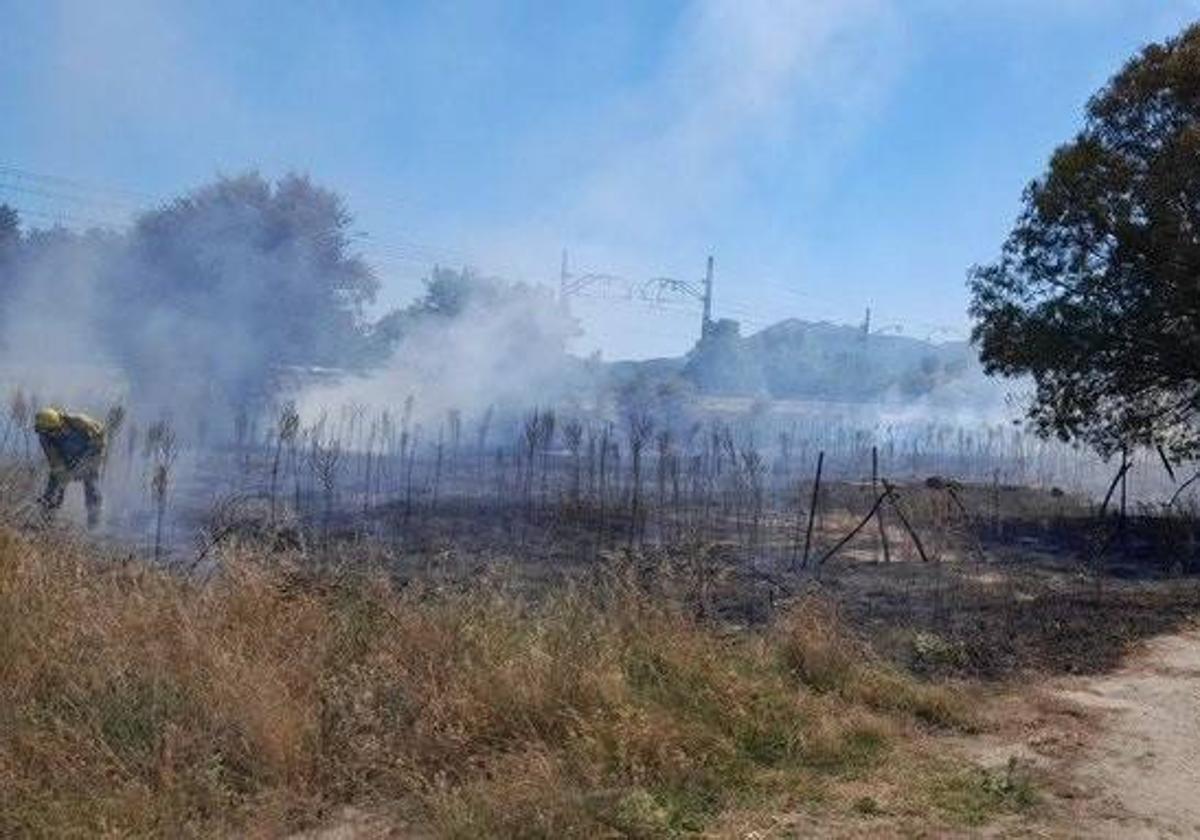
[106,172,379,408]
[970,24,1200,459]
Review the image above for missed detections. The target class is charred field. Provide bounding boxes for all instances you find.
[2,393,1198,836]
[192,400,1200,668]
[10,391,1200,682]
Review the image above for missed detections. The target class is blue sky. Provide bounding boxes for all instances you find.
[2,0,1199,359]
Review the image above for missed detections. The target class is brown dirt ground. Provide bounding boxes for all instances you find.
[960,624,1200,839]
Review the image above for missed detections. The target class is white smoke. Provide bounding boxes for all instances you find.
[296,279,579,432]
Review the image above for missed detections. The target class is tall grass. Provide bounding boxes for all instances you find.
[0,525,992,838]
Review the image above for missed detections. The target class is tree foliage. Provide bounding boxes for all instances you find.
[0,174,382,410]
[368,265,578,357]
[108,173,379,404]
[970,24,1200,458]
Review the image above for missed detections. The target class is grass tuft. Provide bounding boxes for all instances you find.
[928,757,1039,826]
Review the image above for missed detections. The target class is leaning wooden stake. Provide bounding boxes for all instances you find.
[816,489,891,567]
[882,480,929,563]
[872,446,891,563]
[944,484,987,564]
[801,450,824,568]
[1098,455,1131,519]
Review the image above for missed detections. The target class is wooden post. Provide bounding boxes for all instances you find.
[873,446,891,563]
[802,451,824,568]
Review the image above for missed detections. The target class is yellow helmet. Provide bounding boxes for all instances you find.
[34,407,64,434]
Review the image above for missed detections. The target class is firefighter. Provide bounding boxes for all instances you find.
[34,407,106,527]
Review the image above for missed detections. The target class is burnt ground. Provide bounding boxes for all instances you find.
[163,466,1200,686]
[11,434,1194,687]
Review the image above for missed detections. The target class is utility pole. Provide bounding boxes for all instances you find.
[701,254,714,339]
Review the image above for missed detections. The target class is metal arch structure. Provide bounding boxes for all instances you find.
[560,271,632,299]
[559,252,715,342]
[636,276,705,306]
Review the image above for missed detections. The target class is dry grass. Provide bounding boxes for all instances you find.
[0,526,1010,838]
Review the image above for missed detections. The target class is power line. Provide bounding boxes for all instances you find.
[0,163,164,203]
[0,166,484,274]
[0,170,489,280]
[2,203,125,230]
[0,161,492,269]
[350,231,477,267]
[0,181,143,215]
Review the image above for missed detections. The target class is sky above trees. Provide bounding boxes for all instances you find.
[2,0,1199,359]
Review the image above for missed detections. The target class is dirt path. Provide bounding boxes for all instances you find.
[1056,628,1200,837]
[970,626,1200,838]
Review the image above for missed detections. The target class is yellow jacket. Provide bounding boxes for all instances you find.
[38,412,106,474]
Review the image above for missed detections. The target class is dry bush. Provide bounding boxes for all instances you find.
[0,527,989,838]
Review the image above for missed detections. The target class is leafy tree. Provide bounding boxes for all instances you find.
[412,266,489,317]
[970,24,1200,459]
[106,172,378,406]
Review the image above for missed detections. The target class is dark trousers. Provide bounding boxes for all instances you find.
[41,466,102,527]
